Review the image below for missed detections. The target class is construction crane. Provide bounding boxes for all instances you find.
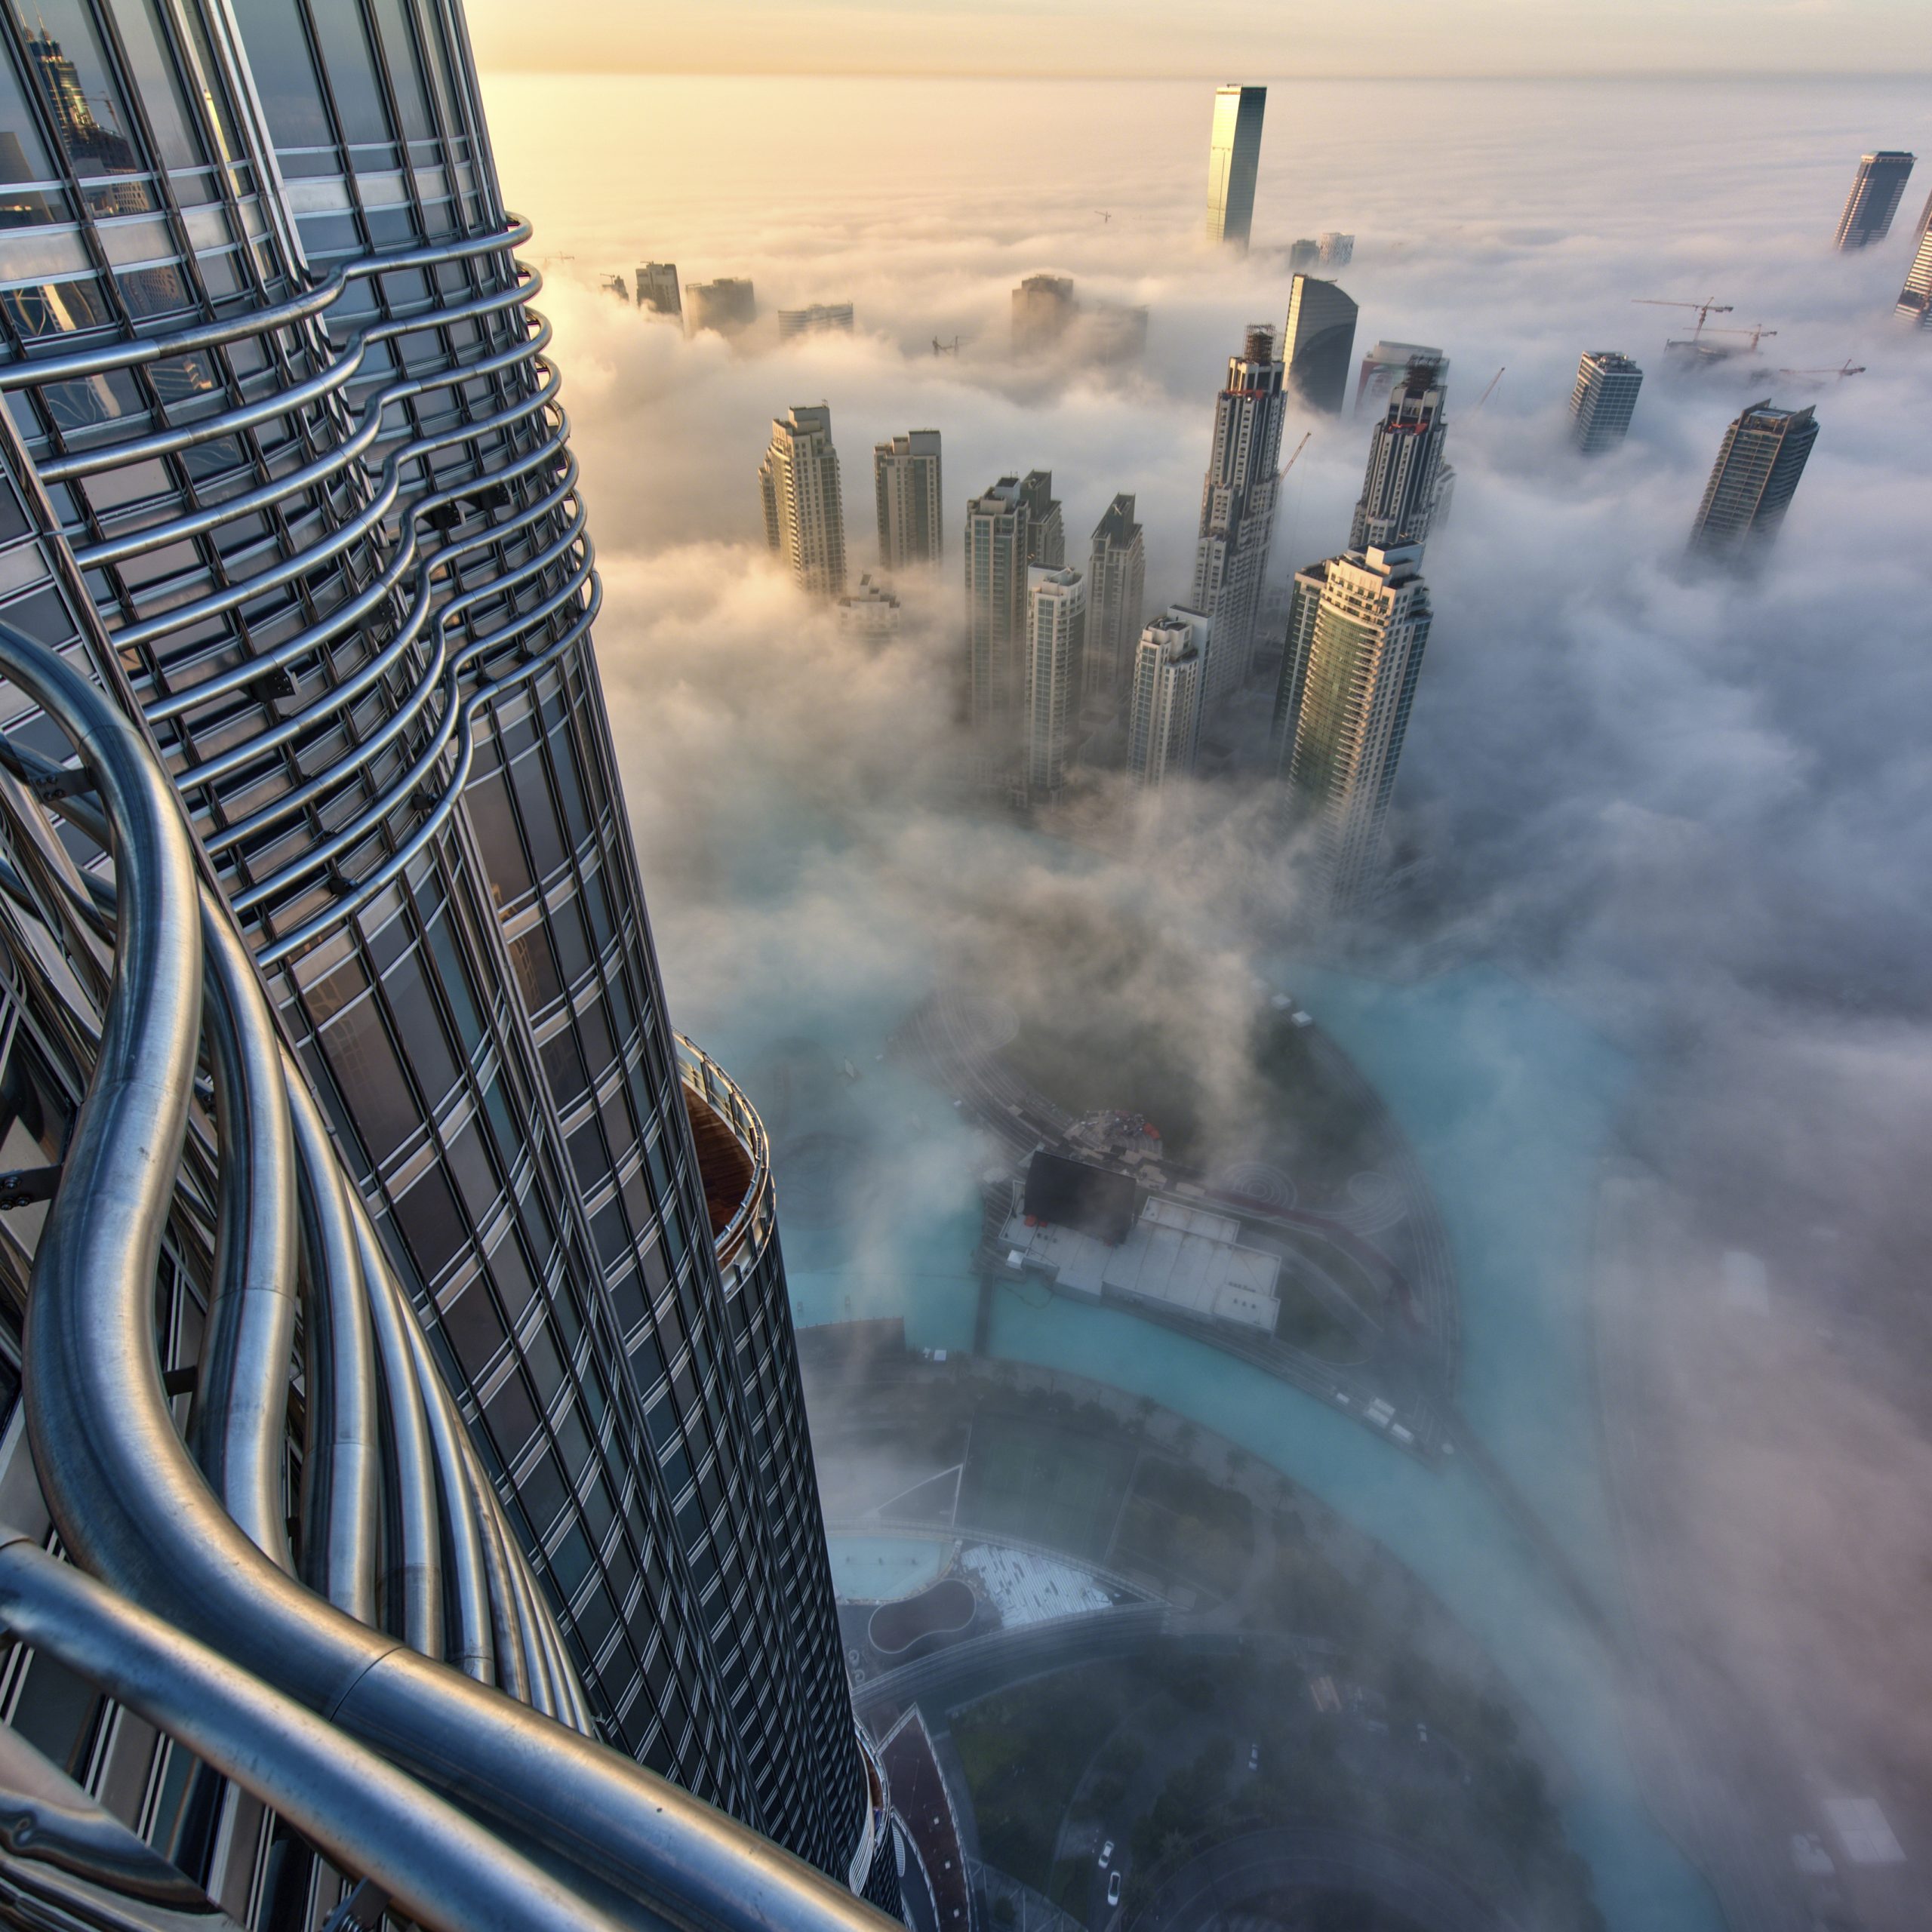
[1095,210,1112,225]
[1276,430,1312,483]
[1695,322,1778,352]
[1472,367,1506,413]
[1633,296,1733,341]
[931,335,961,356]
[1777,359,1866,380]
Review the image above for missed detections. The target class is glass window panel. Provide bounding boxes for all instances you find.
[381,946,457,1108]
[484,1366,538,1463]
[485,1222,536,1327]
[465,770,531,904]
[517,1449,566,1534]
[444,1112,497,1221]
[508,925,561,1013]
[219,2,329,144]
[306,0,388,144]
[437,1275,504,1383]
[0,28,56,219]
[392,1162,463,1278]
[549,896,589,987]
[539,1026,588,1108]
[425,909,481,1053]
[17,0,146,181]
[318,992,417,1161]
[508,752,564,880]
[368,0,429,140]
[107,0,204,169]
[549,721,590,848]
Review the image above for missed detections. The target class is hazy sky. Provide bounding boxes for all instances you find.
[466,1,1932,78]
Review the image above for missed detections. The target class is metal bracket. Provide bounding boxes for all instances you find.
[0,1165,60,1210]
[29,766,95,804]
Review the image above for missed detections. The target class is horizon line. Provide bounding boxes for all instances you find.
[480,66,1932,83]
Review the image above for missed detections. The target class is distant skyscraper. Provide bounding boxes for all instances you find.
[1569,351,1644,453]
[966,478,1032,752]
[778,303,857,339]
[1019,470,1066,566]
[687,277,757,334]
[600,272,629,301]
[1014,274,1078,354]
[1190,324,1287,704]
[838,574,903,635]
[759,405,848,597]
[1086,496,1148,720]
[1833,151,1915,250]
[1271,562,1330,768]
[1025,567,1087,803]
[1287,239,1321,275]
[1898,220,1932,325]
[1688,400,1819,558]
[1351,365,1449,552]
[1127,609,1211,792]
[875,430,944,568]
[1355,340,1448,415]
[1206,85,1266,250]
[1284,275,1359,415]
[1281,544,1433,911]
[637,261,683,319]
[1318,232,1355,266]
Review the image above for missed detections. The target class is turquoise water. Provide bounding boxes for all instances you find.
[704,956,1718,1932]
[826,1533,955,1603]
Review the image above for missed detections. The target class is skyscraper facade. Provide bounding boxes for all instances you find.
[1012,273,1076,355]
[1688,400,1820,557]
[1895,197,1932,325]
[1355,340,1448,415]
[965,477,1031,751]
[1271,561,1331,768]
[1205,85,1266,250]
[1350,365,1450,552]
[1280,545,1434,912]
[1190,325,1287,705]
[637,261,683,318]
[1833,151,1915,250]
[760,405,848,597]
[686,277,757,334]
[1126,608,1210,792]
[1023,565,1086,804]
[1569,350,1644,453]
[0,0,872,1895]
[1085,494,1147,721]
[1019,468,1066,566]
[1283,275,1359,415]
[1318,231,1354,267]
[875,429,944,568]
[778,303,856,339]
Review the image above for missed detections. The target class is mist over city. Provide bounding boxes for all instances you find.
[0,12,1924,1932]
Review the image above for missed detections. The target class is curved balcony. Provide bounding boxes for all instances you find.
[675,1034,776,1284]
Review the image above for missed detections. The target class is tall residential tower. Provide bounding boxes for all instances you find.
[1569,351,1644,453]
[1688,400,1819,557]
[875,429,944,568]
[1024,565,1087,804]
[1085,494,1148,721]
[760,405,848,598]
[965,478,1032,756]
[1019,469,1066,567]
[1127,608,1211,792]
[1205,85,1266,251]
[1833,151,1915,250]
[1351,364,1450,552]
[1283,275,1359,415]
[1190,324,1287,704]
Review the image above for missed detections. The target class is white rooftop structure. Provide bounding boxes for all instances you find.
[958,1545,1112,1627]
[999,1189,1281,1332]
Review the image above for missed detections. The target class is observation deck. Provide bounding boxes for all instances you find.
[676,1035,776,1284]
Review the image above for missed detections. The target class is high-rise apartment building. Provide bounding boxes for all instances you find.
[966,478,1032,750]
[1024,566,1087,804]
[1284,275,1360,415]
[1895,196,1932,324]
[1569,351,1644,453]
[839,573,903,634]
[778,303,856,339]
[875,429,944,568]
[1206,85,1266,250]
[1287,238,1321,275]
[1127,608,1211,792]
[1350,365,1450,552]
[1833,151,1915,250]
[1190,325,1287,704]
[1279,545,1434,912]
[760,405,848,598]
[0,0,883,1907]
[686,277,757,334]
[1271,562,1330,766]
[1318,231,1355,266]
[1013,274,1077,355]
[637,261,683,319]
[1355,340,1448,415]
[1688,400,1819,557]
[1085,495,1148,720]
[1019,469,1066,567]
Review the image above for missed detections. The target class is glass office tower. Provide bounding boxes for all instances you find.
[1204,83,1265,251]
[0,0,868,1890]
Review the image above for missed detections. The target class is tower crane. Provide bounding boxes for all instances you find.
[1632,296,1732,341]
[1276,430,1312,483]
[1473,367,1506,413]
[932,335,961,356]
[1694,322,1778,352]
[1777,359,1866,380]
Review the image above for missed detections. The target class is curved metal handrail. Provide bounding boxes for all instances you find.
[0,620,889,1932]
[673,1035,776,1278]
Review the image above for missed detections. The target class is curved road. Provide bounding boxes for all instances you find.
[1127,1826,1518,1932]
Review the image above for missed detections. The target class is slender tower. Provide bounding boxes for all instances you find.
[875,429,943,569]
[1896,195,1932,325]
[0,0,882,1899]
[1190,325,1287,704]
[1018,469,1066,567]
[1688,401,1819,557]
[1350,364,1449,552]
[760,405,848,598]
[1833,152,1915,250]
[1283,275,1358,415]
[1085,495,1147,723]
[1206,85,1266,250]
[1024,566,1086,804]
[1281,545,1434,912]
[965,478,1032,766]
[1569,351,1644,453]
[1126,609,1210,792]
